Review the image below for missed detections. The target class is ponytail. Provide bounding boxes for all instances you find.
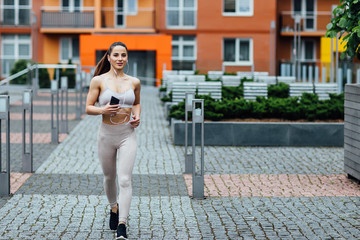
[93,51,110,77]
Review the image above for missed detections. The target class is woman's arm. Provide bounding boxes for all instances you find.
[85,76,119,115]
[130,78,141,128]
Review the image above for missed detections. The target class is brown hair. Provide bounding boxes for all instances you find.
[93,42,128,77]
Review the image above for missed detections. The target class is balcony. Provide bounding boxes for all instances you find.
[40,6,155,34]
[279,11,332,37]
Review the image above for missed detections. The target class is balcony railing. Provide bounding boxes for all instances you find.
[41,8,94,28]
[280,11,332,34]
[40,7,155,30]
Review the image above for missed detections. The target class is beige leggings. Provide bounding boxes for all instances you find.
[97,122,137,223]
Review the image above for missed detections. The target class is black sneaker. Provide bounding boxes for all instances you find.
[109,205,119,230]
[116,224,128,240]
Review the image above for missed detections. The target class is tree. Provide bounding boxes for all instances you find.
[325,0,360,60]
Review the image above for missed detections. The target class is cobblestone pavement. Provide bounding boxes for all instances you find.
[0,86,359,239]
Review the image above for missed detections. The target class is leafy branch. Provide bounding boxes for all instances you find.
[325,0,360,60]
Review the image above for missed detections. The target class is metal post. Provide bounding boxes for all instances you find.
[357,69,360,84]
[315,66,319,84]
[22,90,33,173]
[60,76,68,133]
[337,68,343,94]
[133,62,138,77]
[330,38,334,83]
[75,73,82,120]
[0,96,10,196]
[192,99,204,199]
[184,92,195,174]
[302,65,307,82]
[346,69,352,84]
[335,34,339,84]
[308,65,313,83]
[322,66,326,83]
[51,76,59,144]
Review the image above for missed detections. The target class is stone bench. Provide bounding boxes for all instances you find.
[289,83,314,97]
[243,82,268,100]
[197,81,222,101]
[207,71,223,80]
[221,75,241,87]
[315,83,338,100]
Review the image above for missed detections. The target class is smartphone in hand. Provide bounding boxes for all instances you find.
[110,96,120,105]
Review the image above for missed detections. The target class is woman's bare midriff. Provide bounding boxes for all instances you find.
[102,107,132,125]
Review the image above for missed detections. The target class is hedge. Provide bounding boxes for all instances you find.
[168,91,344,122]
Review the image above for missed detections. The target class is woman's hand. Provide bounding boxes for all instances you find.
[129,114,140,128]
[102,103,120,115]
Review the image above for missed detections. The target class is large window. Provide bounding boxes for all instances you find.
[223,38,252,65]
[1,0,31,25]
[60,37,79,63]
[1,34,32,77]
[166,0,197,29]
[293,0,315,31]
[62,0,81,12]
[223,0,253,16]
[172,35,196,70]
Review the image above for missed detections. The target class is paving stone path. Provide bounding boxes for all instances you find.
[0,86,359,239]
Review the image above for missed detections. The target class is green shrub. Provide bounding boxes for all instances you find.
[168,92,344,122]
[38,67,50,88]
[10,59,30,84]
[268,82,289,98]
[10,59,50,88]
[161,91,172,102]
[62,59,76,88]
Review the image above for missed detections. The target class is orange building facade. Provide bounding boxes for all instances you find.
[0,0,340,85]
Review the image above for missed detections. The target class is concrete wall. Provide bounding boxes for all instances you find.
[171,120,344,146]
[344,84,360,181]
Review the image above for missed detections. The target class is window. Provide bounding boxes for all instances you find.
[172,35,196,70]
[166,0,197,29]
[1,0,31,25]
[1,34,32,77]
[126,0,138,15]
[60,37,79,63]
[223,38,252,65]
[302,40,315,60]
[223,0,253,16]
[62,0,82,12]
[293,0,316,31]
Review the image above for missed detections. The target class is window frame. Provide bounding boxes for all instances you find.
[61,0,83,12]
[166,0,197,29]
[1,34,32,77]
[223,38,253,66]
[59,37,80,63]
[171,35,197,61]
[301,39,316,61]
[1,0,32,25]
[292,0,317,31]
[222,0,254,17]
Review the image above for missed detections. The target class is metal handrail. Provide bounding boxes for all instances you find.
[0,64,78,86]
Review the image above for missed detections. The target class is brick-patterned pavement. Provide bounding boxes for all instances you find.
[0,86,359,239]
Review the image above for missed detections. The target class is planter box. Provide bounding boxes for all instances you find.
[171,119,344,147]
[344,84,360,182]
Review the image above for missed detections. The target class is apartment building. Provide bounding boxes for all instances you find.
[277,0,340,79]
[0,0,343,85]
